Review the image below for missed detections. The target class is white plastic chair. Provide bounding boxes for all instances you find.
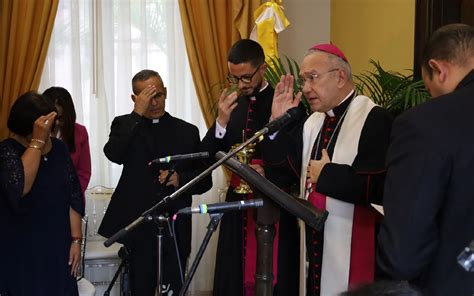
[85,186,115,241]
[84,186,122,296]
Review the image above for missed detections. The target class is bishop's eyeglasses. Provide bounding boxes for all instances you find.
[297,68,339,91]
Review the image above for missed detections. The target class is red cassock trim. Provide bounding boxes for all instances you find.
[307,182,379,291]
[348,205,375,289]
[308,184,327,210]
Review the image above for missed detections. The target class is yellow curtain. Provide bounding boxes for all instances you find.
[178,0,261,128]
[0,0,58,140]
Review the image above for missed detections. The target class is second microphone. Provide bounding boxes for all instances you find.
[177,199,264,215]
[149,151,209,165]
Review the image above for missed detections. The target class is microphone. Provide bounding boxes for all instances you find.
[258,107,303,136]
[149,152,209,165]
[177,199,264,215]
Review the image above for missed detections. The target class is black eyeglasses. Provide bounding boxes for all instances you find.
[227,64,262,84]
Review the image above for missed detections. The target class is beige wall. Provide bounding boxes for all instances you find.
[331,0,416,76]
[277,0,415,76]
[278,0,331,63]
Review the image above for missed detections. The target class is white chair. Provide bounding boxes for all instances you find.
[84,186,122,296]
[85,186,115,241]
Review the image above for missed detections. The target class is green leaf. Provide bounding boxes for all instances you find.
[285,55,296,77]
[355,59,430,117]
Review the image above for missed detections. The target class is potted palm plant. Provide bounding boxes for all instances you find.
[355,59,430,117]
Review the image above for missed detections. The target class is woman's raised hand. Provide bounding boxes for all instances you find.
[32,111,57,143]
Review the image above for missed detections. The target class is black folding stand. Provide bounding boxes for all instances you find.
[104,246,131,296]
[178,213,224,296]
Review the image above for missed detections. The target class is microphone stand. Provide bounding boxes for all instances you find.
[103,126,269,248]
[103,125,271,294]
[178,212,224,296]
[154,214,168,296]
[150,164,182,296]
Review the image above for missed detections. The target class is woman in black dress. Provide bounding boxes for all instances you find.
[0,91,85,296]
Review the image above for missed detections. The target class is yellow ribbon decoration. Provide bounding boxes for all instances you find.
[250,0,290,64]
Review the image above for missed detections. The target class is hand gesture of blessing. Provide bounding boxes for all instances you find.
[271,74,302,120]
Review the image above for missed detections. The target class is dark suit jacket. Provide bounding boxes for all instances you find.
[98,112,212,257]
[378,70,474,295]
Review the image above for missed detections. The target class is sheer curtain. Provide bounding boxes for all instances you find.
[40,0,225,293]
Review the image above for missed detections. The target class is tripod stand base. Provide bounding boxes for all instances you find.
[179,213,224,296]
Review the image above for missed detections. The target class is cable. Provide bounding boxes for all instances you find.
[170,218,185,284]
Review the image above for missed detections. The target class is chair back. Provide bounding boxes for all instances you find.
[83,186,120,295]
[78,216,96,296]
[85,186,114,241]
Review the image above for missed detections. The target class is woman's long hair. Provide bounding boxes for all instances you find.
[43,87,77,152]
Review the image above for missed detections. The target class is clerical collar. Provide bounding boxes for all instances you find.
[259,81,269,93]
[249,81,269,100]
[144,112,168,124]
[325,89,355,117]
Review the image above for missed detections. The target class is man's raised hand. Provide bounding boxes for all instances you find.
[216,88,239,128]
[272,74,301,120]
[133,85,157,116]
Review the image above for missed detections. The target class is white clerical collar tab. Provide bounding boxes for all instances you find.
[326,89,355,117]
[152,119,160,124]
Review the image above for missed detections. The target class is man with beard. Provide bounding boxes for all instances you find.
[202,39,301,295]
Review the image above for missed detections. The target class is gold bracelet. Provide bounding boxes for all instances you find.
[28,144,43,151]
[31,138,46,144]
